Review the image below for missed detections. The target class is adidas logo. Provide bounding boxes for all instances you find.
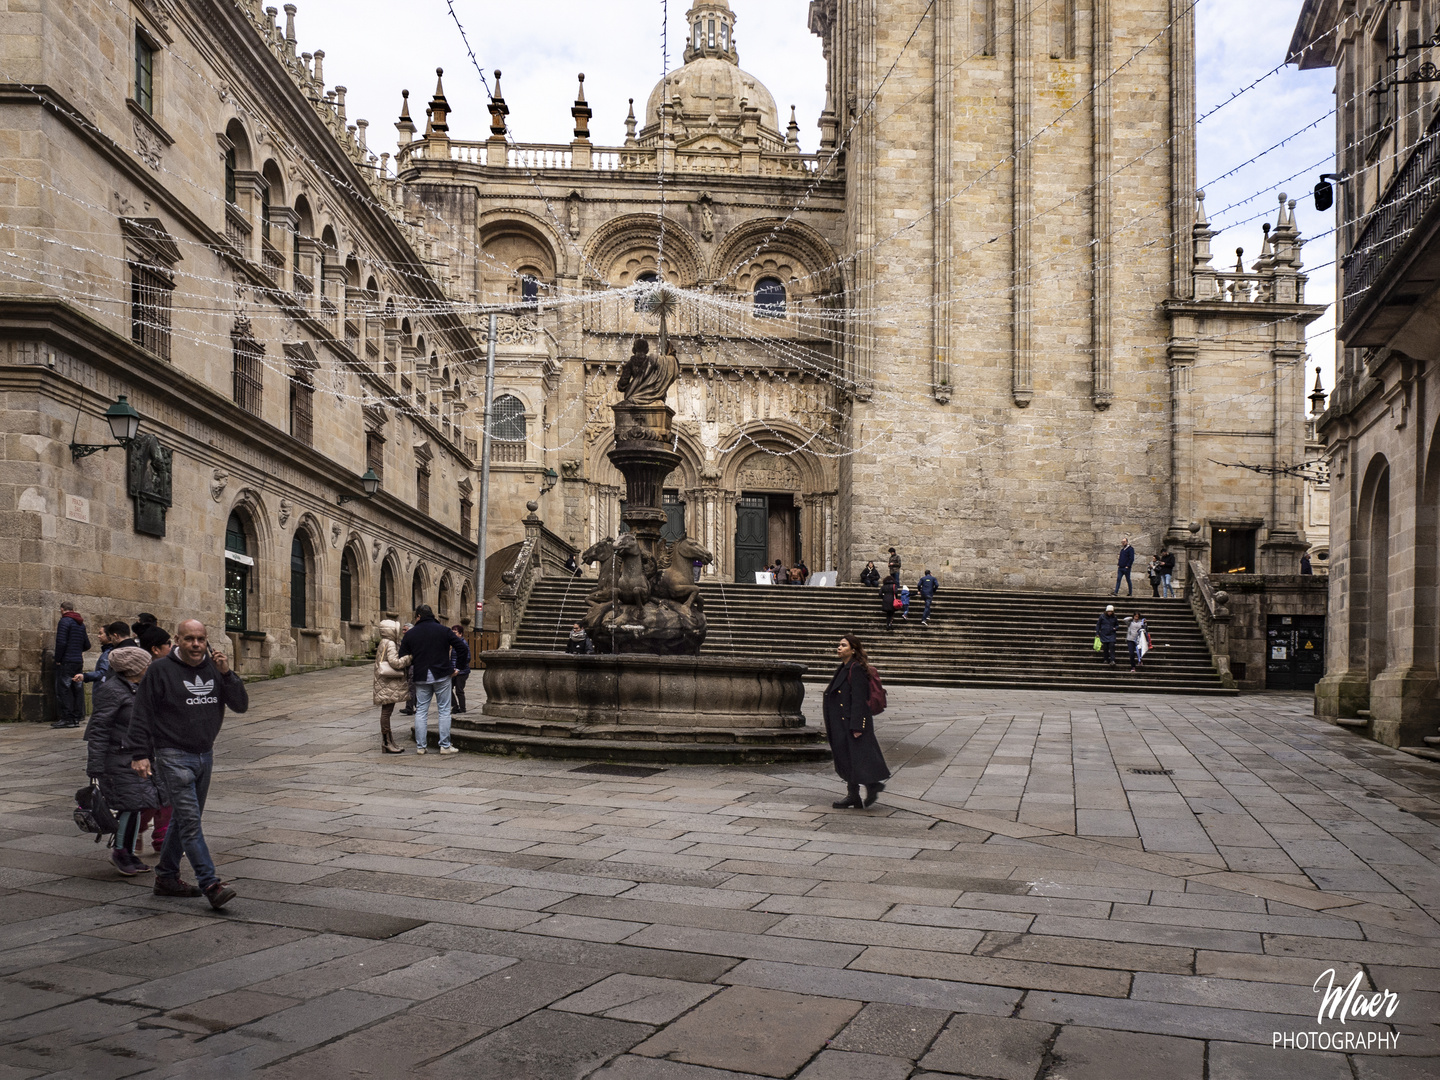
[183,676,217,704]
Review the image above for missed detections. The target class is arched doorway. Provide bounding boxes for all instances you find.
[225,511,254,632]
[733,453,804,581]
[379,558,397,617]
[290,534,313,629]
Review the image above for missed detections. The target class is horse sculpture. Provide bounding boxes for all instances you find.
[654,536,714,611]
[581,536,618,605]
[611,532,651,608]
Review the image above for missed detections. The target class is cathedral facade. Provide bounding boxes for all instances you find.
[400,0,1322,592]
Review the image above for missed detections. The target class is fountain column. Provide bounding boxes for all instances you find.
[609,401,680,563]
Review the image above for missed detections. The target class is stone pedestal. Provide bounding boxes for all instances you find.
[610,402,681,560]
[1314,669,1371,721]
[461,651,828,764]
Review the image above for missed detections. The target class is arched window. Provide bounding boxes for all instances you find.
[634,270,659,312]
[754,277,787,318]
[380,561,395,614]
[520,274,539,304]
[290,534,311,628]
[224,146,237,206]
[491,394,527,463]
[438,575,451,619]
[340,548,357,623]
[224,512,252,632]
[412,568,426,612]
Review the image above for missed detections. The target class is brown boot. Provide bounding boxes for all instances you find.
[381,713,402,754]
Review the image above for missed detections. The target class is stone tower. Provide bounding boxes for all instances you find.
[810,1,1201,586]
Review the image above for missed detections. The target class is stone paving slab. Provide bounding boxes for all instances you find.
[1,669,1437,1078]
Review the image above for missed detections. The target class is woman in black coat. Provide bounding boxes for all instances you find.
[822,634,891,809]
[84,647,160,876]
[879,576,899,630]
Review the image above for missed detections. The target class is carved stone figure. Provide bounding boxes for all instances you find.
[581,532,709,655]
[278,499,292,528]
[209,469,228,502]
[126,432,173,537]
[616,338,679,407]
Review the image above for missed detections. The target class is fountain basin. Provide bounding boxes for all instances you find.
[455,651,830,764]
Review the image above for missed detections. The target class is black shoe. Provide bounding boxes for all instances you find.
[863,782,885,808]
[154,876,202,898]
[50,719,79,729]
[205,881,236,909]
[832,795,863,809]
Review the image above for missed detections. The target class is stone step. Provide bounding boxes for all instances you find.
[514,579,1231,695]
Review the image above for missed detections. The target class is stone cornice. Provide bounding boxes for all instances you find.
[0,296,474,560]
[1161,297,1329,327]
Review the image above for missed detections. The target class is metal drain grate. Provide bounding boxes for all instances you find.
[1129,768,1174,776]
[570,763,666,779]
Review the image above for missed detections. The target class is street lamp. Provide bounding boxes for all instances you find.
[70,395,142,460]
[337,469,382,506]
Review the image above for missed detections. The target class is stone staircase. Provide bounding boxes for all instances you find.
[511,579,1236,696]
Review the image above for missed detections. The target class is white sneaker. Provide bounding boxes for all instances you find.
[439,746,459,755]
[415,747,426,755]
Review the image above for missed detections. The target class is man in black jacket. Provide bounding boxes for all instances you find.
[130,620,247,908]
[400,606,466,755]
[52,602,91,728]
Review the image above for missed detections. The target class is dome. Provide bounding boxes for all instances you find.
[643,57,782,144]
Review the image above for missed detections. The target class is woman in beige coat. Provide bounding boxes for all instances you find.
[373,620,411,753]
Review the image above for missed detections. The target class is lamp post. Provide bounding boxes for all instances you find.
[336,469,382,506]
[70,395,142,460]
[474,312,497,646]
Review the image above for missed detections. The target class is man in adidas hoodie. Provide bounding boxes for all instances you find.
[130,620,247,908]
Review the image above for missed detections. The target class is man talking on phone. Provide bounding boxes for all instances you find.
[130,620,248,908]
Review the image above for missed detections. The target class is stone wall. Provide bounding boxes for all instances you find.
[0,1,478,719]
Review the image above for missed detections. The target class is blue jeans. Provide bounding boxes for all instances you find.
[921,595,934,621]
[415,676,453,750]
[1114,567,1132,595]
[1161,573,1174,598]
[153,749,218,889]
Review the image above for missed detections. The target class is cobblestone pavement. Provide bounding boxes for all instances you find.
[2,669,1439,1078]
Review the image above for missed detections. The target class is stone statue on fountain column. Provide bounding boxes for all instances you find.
[616,337,680,407]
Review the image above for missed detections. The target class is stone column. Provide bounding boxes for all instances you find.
[1314,432,1370,720]
[1091,0,1113,409]
[1012,0,1034,408]
[931,0,953,403]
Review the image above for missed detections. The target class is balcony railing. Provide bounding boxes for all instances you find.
[399,140,832,178]
[1343,110,1440,315]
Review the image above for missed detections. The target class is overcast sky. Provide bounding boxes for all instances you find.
[292,0,1337,384]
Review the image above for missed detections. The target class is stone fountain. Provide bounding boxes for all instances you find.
[464,289,826,763]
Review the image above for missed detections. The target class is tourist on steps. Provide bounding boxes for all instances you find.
[1147,555,1162,598]
[1095,604,1119,667]
[372,621,410,754]
[1113,537,1135,596]
[880,576,900,631]
[1159,548,1176,598]
[860,561,881,588]
[823,634,890,810]
[887,547,902,584]
[899,582,911,619]
[1124,612,1149,672]
[918,570,938,626]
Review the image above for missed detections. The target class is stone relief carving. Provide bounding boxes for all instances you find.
[566,192,581,238]
[132,121,164,171]
[209,469,228,502]
[482,313,540,346]
[737,456,801,491]
[278,498,292,528]
[331,523,341,547]
[126,433,173,537]
[559,459,583,478]
[371,539,381,562]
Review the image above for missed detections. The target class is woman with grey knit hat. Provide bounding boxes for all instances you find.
[83,646,160,875]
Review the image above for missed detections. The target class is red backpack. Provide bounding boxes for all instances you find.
[866,666,887,716]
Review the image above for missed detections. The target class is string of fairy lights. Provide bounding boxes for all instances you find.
[1,0,1393,477]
